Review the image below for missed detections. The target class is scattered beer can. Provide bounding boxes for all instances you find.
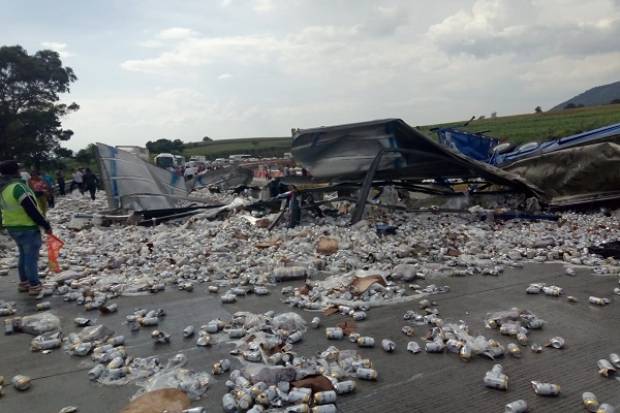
[582,391,599,412]
[504,399,528,413]
[597,359,616,377]
[531,381,560,396]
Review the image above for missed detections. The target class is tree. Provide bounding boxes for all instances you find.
[202,136,213,143]
[146,138,184,154]
[0,45,78,164]
[610,99,620,105]
[535,106,543,113]
[54,147,73,158]
[75,143,97,164]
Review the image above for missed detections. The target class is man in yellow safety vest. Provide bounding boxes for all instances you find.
[0,160,52,296]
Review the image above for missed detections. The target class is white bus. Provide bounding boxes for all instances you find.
[154,153,185,170]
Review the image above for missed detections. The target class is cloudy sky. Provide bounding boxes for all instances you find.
[2,0,620,150]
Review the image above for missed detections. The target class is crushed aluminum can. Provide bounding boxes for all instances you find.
[107,356,124,369]
[88,364,105,381]
[426,340,445,353]
[459,343,472,361]
[4,319,15,335]
[222,393,238,413]
[517,332,528,346]
[348,332,361,343]
[36,301,51,311]
[287,331,303,344]
[205,320,220,333]
[310,317,321,329]
[74,317,92,327]
[499,323,519,336]
[0,308,16,316]
[208,285,219,293]
[325,327,344,340]
[247,405,265,413]
[182,408,206,413]
[334,380,356,394]
[183,325,195,338]
[243,350,262,363]
[100,303,118,314]
[140,316,159,326]
[59,406,78,413]
[484,365,508,390]
[407,341,422,354]
[352,311,367,321]
[313,390,337,404]
[287,404,310,413]
[531,381,560,396]
[12,375,32,391]
[588,296,610,306]
[446,339,463,354]
[614,287,620,296]
[609,353,620,368]
[542,286,563,296]
[401,325,415,337]
[107,335,125,347]
[254,286,270,296]
[288,388,312,403]
[151,330,171,344]
[31,336,62,352]
[526,284,543,294]
[212,359,231,375]
[567,296,579,303]
[357,336,375,348]
[526,318,545,329]
[356,368,378,381]
[545,336,565,349]
[597,359,616,377]
[228,328,246,339]
[220,294,237,304]
[597,403,615,413]
[507,343,522,358]
[582,392,599,412]
[312,405,337,413]
[504,399,528,413]
[196,332,211,347]
[530,343,543,353]
[381,339,396,353]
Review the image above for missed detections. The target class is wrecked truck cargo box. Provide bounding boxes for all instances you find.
[291,118,544,196]
[492,122,620,166]
[503,141,620,208]
[436,127,499,162]
[190,166,253,190]
[96,143,189,211]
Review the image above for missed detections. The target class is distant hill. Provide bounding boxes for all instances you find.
[552,81,620,111]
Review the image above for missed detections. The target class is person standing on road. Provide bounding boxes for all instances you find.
[55,169,66,196]
[0,161,52,296]
[28,170,50,216]
[83,168,99,200]
[71,168,84,193]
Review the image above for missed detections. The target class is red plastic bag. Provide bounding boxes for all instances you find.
[47,234,64,273]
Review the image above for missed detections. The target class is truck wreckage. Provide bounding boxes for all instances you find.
[91,118,619,229]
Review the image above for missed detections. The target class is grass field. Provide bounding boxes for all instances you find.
[420,104,620,144]
[181,104,620,159]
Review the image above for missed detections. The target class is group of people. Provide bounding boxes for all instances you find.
[0,162,100,296]
[68,167,99,200]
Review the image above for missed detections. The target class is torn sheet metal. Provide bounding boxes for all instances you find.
[96,143,188,211]
[504,141,620,208]
[492,122,620,166]
[291,119,542,197]
[437,128,499,162]
[191,166,253,190]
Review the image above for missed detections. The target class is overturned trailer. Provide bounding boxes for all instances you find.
[291,119,544,224]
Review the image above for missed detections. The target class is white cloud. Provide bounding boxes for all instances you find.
[41,41,73,58]
[218,73,233,80]
[158,27,199,40]
[428,0,620,58]
[254,0,274,13]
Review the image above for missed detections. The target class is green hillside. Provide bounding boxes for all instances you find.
[181,104,620,159]
[420,104,620,145]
